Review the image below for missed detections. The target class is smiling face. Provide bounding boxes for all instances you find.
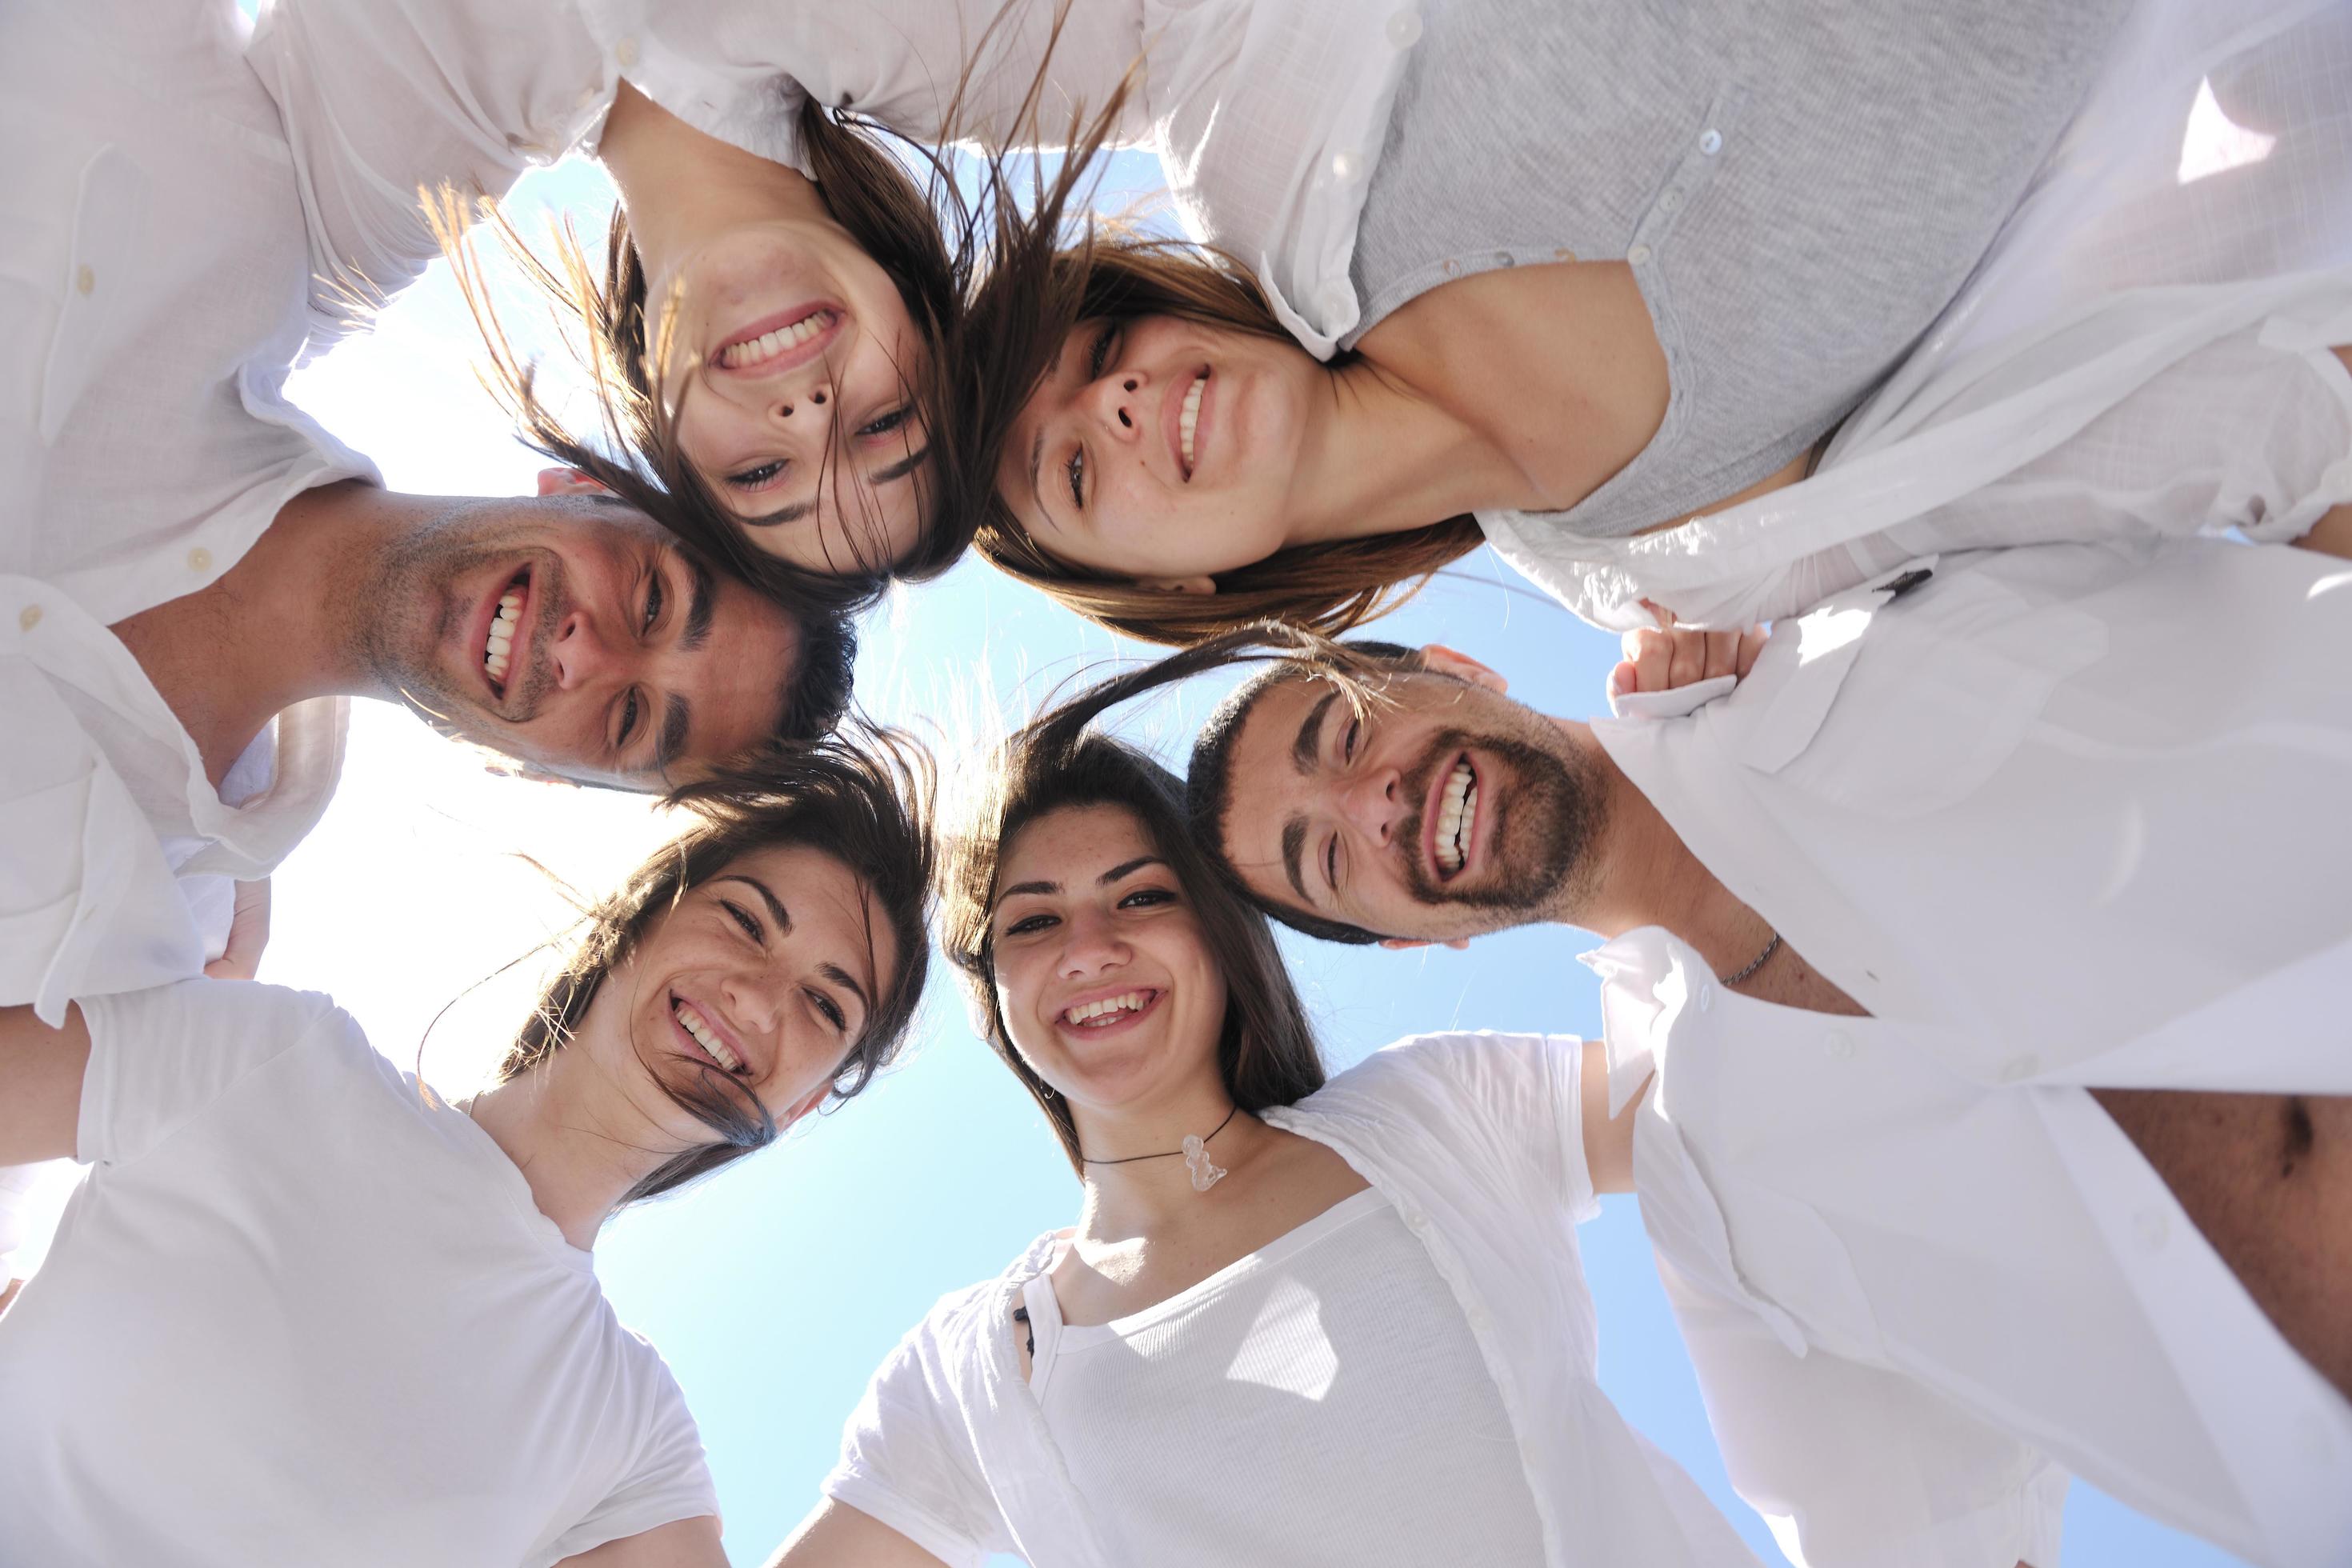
[1215,667,1610,943]
[996,315,1323,583]
[987,802,1230,1118]
[361,497,804,789]
[564,839,898,1151]
[651,220,933,576]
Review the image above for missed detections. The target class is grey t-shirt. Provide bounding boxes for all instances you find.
[1344,0,2130,537]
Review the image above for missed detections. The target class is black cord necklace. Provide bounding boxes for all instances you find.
[1079,1106,1241,1193]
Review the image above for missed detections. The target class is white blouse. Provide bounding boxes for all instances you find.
[821,1033,1762,1567]
[1481,0,2352,630]
[1590,535,2352,1566]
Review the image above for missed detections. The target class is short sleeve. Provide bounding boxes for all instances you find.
[538,1346,719,1566]
[821,1316,1007,1567]
[1656,1254,2068,1568]
[1349,1032,1598,1223]
[76,979,347,1167]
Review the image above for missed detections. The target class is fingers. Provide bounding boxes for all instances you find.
[203,878,274,982]
[1614,626,1771,696]
[1622,628,1675,695]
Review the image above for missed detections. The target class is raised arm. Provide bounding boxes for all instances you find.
[766,1498,941,1568]
[557,1515,730,1568]
[0,1003,90,1166]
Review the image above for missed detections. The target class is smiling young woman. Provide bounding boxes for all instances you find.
[0,732,934,1568]
[767,715,1756,1568]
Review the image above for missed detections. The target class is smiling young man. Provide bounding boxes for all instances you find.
[1149,535,2352,1566]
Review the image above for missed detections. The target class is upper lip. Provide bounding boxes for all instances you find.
[1422,750,1474,882]
[1161,367,1206,482]
[710,303,845,381]
[672,990,759,1080]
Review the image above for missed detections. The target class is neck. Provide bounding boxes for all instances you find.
[598,82,830,291]
[465,1069,669,1253]
[1071,1083,1263,1239]
[106,479,418,789]
[1547,716,1777,979]
[1279,362,1534,550]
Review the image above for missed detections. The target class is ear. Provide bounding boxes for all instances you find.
[1135,575,1218,597]
[1377,936,1473,953]
[1418,643,1508,694]
[536,466,610,498]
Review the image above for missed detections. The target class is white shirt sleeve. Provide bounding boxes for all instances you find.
[74,979,346,1168]
[244,0,614,342]
[822,1312,1007,1566]
[1356,1032,1600,1223]
[538,1341,720,1566]
[1655,1254,2069,1568]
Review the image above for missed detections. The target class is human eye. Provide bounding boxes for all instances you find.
[1118,886,1177,910]
[1324,834,1340,896]
[858,406,911,439]
[1002,910,1058,938]
[1066,446,1086,510]
[640,568,664,636]
[1342,716,1362,762]
[806,987,849,1034]
[1085,322,1118,380]
[718,898,764,943]
[726,459,788,491]
[615,689,642,750]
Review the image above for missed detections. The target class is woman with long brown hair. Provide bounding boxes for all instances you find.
[768,716,1759,1567]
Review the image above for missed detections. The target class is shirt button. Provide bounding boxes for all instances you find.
[1822,1030,1855,1061]
[1319,282,1353,318]
[1998,1053,2039,1083]
[74,265,96,296]
[1627,242,1653,266]
[187,546,214,573]
[2131,1208,2170,1251]
[1330,150,1361,182]
[1405,1210,1430,1234]
[614,35,641,69]
[1386,7,1423,48]
[18,604,42,632]
[1699,128,1723,155]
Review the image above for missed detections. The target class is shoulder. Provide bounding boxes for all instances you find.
[1299,1030,1578,1122]
[878,1233,1064,1377]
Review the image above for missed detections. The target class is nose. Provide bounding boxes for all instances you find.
[548,606,618,692]
[1078,366,1148,444]
[766,381,833,430]
[1338,765,1406,849]
[719,967,783,1046]
[1054,904,1130,979]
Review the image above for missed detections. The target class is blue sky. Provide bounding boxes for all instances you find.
[210,42,2248,1564]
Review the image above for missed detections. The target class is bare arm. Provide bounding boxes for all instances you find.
[2299,349,2352,561]
[555,1515,728,1568]
[765,1499,938,1568]
[0,1003,90,1166]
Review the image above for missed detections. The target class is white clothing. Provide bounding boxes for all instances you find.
[823,1034,1760,1567]
[0,978,717,1567]
[566,0,1416,357]
[1589,538,2352,1566]
[1483,0,2352,630]
[1026,1186,1550,1566]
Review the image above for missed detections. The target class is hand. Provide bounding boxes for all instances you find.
[1609,625,1767,700]
[203,879,272,982]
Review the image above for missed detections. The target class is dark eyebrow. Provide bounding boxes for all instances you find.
[740,447,929,530]
[818,961,870,1015]
[714,874,791,934]
[994,878,1058,907]
[679,550,714,652]
[1281,816,1310,903]
[1294,689,1339,774]
[652,693,690,777]
[1100,855,1166,885]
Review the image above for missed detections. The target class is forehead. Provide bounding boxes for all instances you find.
[1000,801,1156,886]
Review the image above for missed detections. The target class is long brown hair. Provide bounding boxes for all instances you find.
[938,713,1326,1174]
[493,726,938,1206]
[957,240,1487,646]
[443,7,1144,620]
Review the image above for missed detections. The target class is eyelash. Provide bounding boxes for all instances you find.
[1064,325,1120,510]
[727,459,786,490]
[1000,884,1176,938]
[721,899,853,1033]
[808,990,849,1032]
[860,406,911,439]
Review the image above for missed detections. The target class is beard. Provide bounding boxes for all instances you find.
[1394,726,1604,921]
[356,514,561,730]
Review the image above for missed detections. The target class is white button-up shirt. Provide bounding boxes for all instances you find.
[1483,0,2352,630]
[568,0,1420,357]
[1586,537,2352,1566]
[821,1034,1764,1567]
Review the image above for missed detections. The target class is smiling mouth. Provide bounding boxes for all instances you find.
[482,569,529,698]
[1434,757,1478,879]
[672,995,750,1076]
[716,306,840,372]
[1178,371,1206,479]
[1060,989,1159,1030]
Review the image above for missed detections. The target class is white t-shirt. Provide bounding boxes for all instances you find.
[1024,1186,1549,1566]
[0,979,718,1568]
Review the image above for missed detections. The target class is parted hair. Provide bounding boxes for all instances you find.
[958,240,1486,646]
[938,712,1326,1174]
[492,724,938,1206]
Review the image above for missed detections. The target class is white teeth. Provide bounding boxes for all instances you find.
[718,310,837,369]
[1435,761,1476,872]
[674,1000,744,1074]
[1178,374,1205,474]
[1063,990,1150,1026]
[484,590,522,686]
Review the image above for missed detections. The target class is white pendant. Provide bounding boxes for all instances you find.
[1182,1134,1227,1193]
